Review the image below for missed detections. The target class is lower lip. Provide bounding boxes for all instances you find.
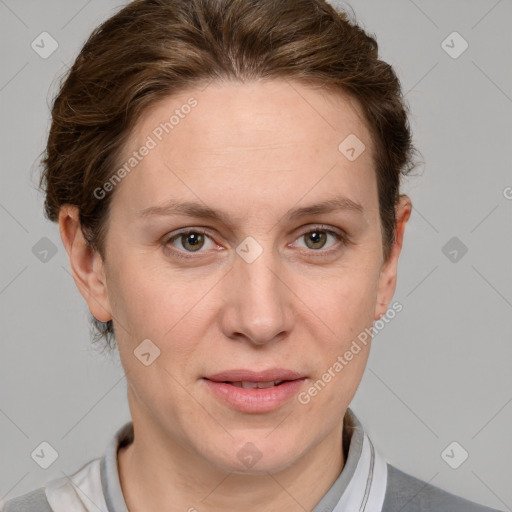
[203,378,306,413]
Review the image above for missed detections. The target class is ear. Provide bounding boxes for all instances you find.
[374,195,412,321]
[58,205,112,323]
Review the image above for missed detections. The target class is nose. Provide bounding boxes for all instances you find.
[219,244,295,347]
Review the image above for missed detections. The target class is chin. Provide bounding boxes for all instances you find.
[200,436,301,475]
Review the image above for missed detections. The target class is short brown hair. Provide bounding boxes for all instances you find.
[39,0,417,351]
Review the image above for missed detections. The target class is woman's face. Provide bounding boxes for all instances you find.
[83,79,409,473]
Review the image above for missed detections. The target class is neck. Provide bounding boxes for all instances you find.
[117,402,346,512]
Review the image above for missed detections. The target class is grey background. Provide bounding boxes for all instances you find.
[1,0,511,509]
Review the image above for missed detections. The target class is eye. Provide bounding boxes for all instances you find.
[165,229,217,258]
[164,225,348,260]
[293,226,347,255]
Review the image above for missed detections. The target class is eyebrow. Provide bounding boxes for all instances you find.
[137,196,364,223]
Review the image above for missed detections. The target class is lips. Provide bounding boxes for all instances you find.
[203,369,307,413]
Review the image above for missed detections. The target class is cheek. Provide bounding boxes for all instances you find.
[307,263,380,334]
[108,256,220,366]
[109,256,181,332]
[300,277,376,408]
[110,261,203,412]
[298,265,379,398]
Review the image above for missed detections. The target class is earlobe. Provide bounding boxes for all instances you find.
[374,195,412,321]
[58,205,113,323]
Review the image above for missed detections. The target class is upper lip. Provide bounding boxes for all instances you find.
[204,368,306,383]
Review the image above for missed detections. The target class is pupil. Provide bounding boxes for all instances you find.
[307,231,325,249]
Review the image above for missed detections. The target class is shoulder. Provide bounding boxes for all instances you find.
[2,487,53,512]
[382,463,504,512]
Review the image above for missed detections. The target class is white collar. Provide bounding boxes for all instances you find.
[332,432,388,511]
[45,458,108,512]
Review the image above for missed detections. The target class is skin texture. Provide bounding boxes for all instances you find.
[59,79,411,512]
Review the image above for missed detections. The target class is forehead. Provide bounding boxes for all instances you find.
[111,79,377,223]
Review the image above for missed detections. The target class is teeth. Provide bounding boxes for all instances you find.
[230,380,283,389]
[257,381,277,388]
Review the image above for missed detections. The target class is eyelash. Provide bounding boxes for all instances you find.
[163,225,349,260]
